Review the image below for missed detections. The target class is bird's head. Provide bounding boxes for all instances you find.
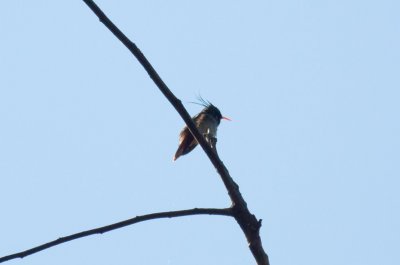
[195,97,231,122]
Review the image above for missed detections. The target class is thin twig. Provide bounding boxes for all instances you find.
[0,208,232,263]
[1,1,270,264]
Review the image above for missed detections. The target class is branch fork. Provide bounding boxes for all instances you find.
[0,1,270,264]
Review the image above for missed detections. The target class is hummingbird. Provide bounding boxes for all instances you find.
[173,98,230,161]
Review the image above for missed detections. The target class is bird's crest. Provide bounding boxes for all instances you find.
[189,95,213,108]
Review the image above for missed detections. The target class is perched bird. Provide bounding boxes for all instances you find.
[173,98,230,161]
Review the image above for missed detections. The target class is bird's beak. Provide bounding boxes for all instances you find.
[222,116,232,121]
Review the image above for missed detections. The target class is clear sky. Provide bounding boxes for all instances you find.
[1,1,399,265]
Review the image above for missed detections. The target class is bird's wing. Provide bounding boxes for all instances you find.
[173,127,198,161]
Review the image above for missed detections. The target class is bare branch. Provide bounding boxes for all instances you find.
[0,208,232,263]
[1,1,270,264]
[80,1,270,264]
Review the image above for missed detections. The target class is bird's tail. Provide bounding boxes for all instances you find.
[173,146,184,161]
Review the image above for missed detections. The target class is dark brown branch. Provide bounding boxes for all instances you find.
[0,208,232,263]
[1,1,269,264]
[81,1,270,265]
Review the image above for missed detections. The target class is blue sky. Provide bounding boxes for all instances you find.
[1,1,399,265]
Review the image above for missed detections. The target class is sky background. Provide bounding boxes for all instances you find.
[1,1,399,265]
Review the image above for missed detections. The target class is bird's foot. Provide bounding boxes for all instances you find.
[203,133,217,149]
